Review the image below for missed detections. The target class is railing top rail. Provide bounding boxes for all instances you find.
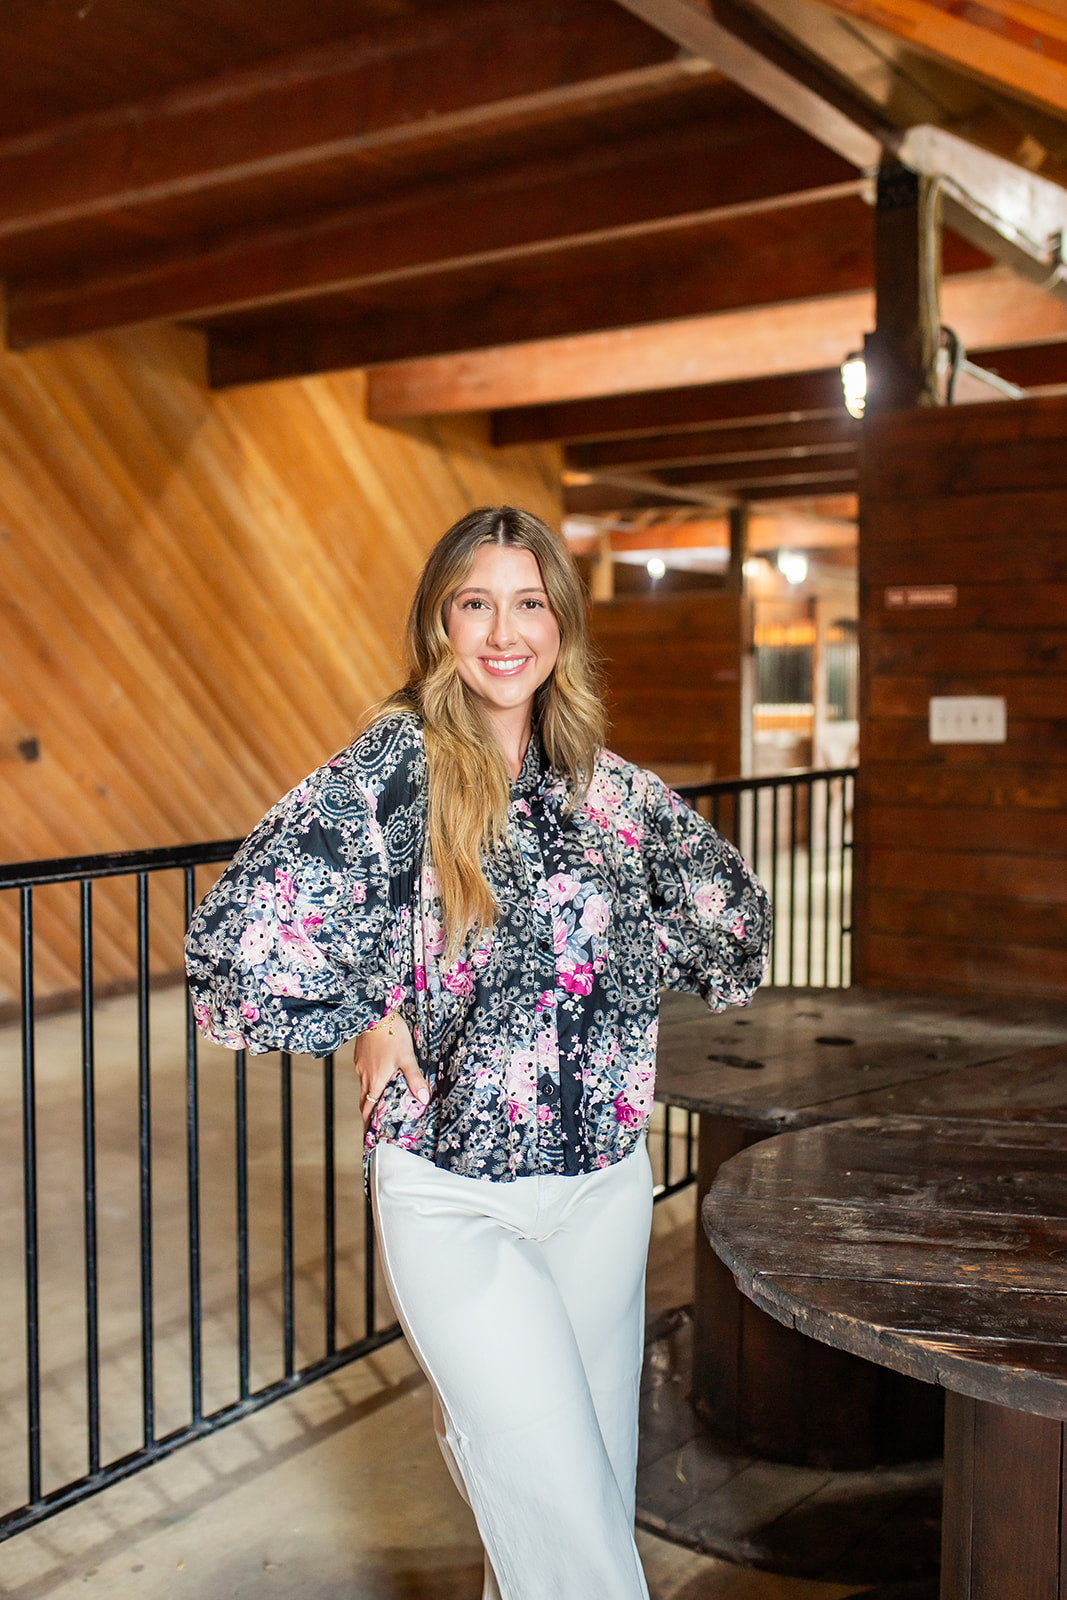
[0,766,859,890]
[0,838,242,891]
[676,765,856,802]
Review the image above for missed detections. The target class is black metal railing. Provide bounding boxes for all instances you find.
[0,765,853,1540]
[677,766,855,989]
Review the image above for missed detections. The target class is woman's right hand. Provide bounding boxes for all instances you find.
[353,1011,430,1123]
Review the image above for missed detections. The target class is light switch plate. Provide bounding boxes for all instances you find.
[928,696,1007,743]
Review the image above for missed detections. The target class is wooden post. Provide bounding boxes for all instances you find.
[589,530,615,601]
[864,159,941,412]
[725,503,748,595]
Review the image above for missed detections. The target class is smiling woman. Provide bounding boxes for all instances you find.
[185,504,771,1600]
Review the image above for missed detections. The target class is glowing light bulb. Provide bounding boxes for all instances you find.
[776,551,808,585]
[646,557,666,579]
[841,354,867,419]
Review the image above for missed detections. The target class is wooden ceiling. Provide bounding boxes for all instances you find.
[2,0,1067,532]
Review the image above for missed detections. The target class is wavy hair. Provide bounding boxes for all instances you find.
[378,506,604,952]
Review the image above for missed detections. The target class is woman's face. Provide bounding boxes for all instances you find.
[445,544,561,731]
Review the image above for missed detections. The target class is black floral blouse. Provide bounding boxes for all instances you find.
[185,713,770,1181]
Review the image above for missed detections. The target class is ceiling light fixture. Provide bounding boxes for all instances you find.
[840,352,866,419]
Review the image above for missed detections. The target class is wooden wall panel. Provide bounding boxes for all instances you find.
[0,324,561,1005]
[590,592,744,779]
[855,395,1067,999]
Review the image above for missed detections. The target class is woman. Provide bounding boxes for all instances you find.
[186,505,770,1600]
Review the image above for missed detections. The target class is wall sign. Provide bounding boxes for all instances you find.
[884,585,958,609]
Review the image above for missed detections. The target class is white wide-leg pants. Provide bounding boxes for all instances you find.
[371,1138,654,1600]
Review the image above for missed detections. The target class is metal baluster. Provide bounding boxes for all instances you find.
[323,1054,337,1357]
[136,873,154,1446]
[183,867,203,1425]
[234,1049,250,1401]
[364,1190,377,1339]
[80,881,101,1473]
[20,887,41,1504]
[280,1052,295,1378]
[788,782,799,986]
[770,781,781,986]
[806,776,815,986]
[822,780,833,987]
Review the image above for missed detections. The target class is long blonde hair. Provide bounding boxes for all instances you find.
[380,506,604,952]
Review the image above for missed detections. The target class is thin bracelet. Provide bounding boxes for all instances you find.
[366,1007,398,1037]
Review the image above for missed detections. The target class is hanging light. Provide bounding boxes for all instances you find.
[776,550,808,586]
[646,557,666,580]
[840,352,867,419]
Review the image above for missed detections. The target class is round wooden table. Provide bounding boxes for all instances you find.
[703,1114,1067,1600]
[656,984,1067,1467]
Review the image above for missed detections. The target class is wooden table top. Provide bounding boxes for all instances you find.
[703,1114,1067,1422]
[656,985,1067,1133]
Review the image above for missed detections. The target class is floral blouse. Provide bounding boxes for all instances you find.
[185,712,770,1181]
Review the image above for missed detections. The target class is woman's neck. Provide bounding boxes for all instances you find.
[487,709,533,780]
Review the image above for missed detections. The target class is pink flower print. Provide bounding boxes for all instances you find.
[414,964,426,992]
[613,1093,643,1127]
[239,920,274,966]
[352,882,367,905]
[534,990,555,1012]
[579,893,610,936]
[442,961,474,997]
[583,848,604,865]
[617,826,642,849]
[386,983,406,1011]
[470,942,491,969]
[545,872,581,905]
[513,798,531,816]
[552,918,568,955]
[537,1104,552,1124]
[694,882,728,919]
[595,1153,610,1169]
[507,1099,525,1124]
[277,919,325,968]
[239,1001,260,1023]
[731,917,747,938]
[423,917,446,958]
[265,970,304,997]
[253,882,275,904]
[274,868,295,904]
[560,961,594,996]
[192,1000,212,1030]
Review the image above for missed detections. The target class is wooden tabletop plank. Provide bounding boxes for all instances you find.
[703,1115,1067,1420]
[656,988,1067,1130]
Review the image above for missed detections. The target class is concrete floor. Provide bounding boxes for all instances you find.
[0,991,860,1600]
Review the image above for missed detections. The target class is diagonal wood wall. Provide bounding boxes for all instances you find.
[0,324,561,1003]
[855,394,1067,999]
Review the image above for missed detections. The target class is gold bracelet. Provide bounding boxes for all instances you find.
[366,1008,398,1037]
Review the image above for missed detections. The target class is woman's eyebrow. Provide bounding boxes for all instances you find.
[453,585,548,598]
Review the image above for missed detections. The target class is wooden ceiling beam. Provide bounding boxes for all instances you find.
[567,414,858,470]
[364,268,1067,416]
[0,0,681,245]
[804,0,1067,119]
[614,0,1067,296]
[494,370,848,445]
[648,453,857,489]
[7,123,859,345]
[611,0,887,168]
[211,192,985,382]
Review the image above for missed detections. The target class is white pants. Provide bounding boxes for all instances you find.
[371,1139,654,1600]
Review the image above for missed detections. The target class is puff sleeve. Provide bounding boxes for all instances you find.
[642,773,771,1009]
[185,717,423,1057]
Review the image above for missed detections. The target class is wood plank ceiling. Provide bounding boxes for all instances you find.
[2,0,1067,544]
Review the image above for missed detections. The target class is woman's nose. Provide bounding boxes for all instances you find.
[487,608,517,646]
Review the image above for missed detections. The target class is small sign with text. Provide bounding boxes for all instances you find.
[884,585,957,609]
